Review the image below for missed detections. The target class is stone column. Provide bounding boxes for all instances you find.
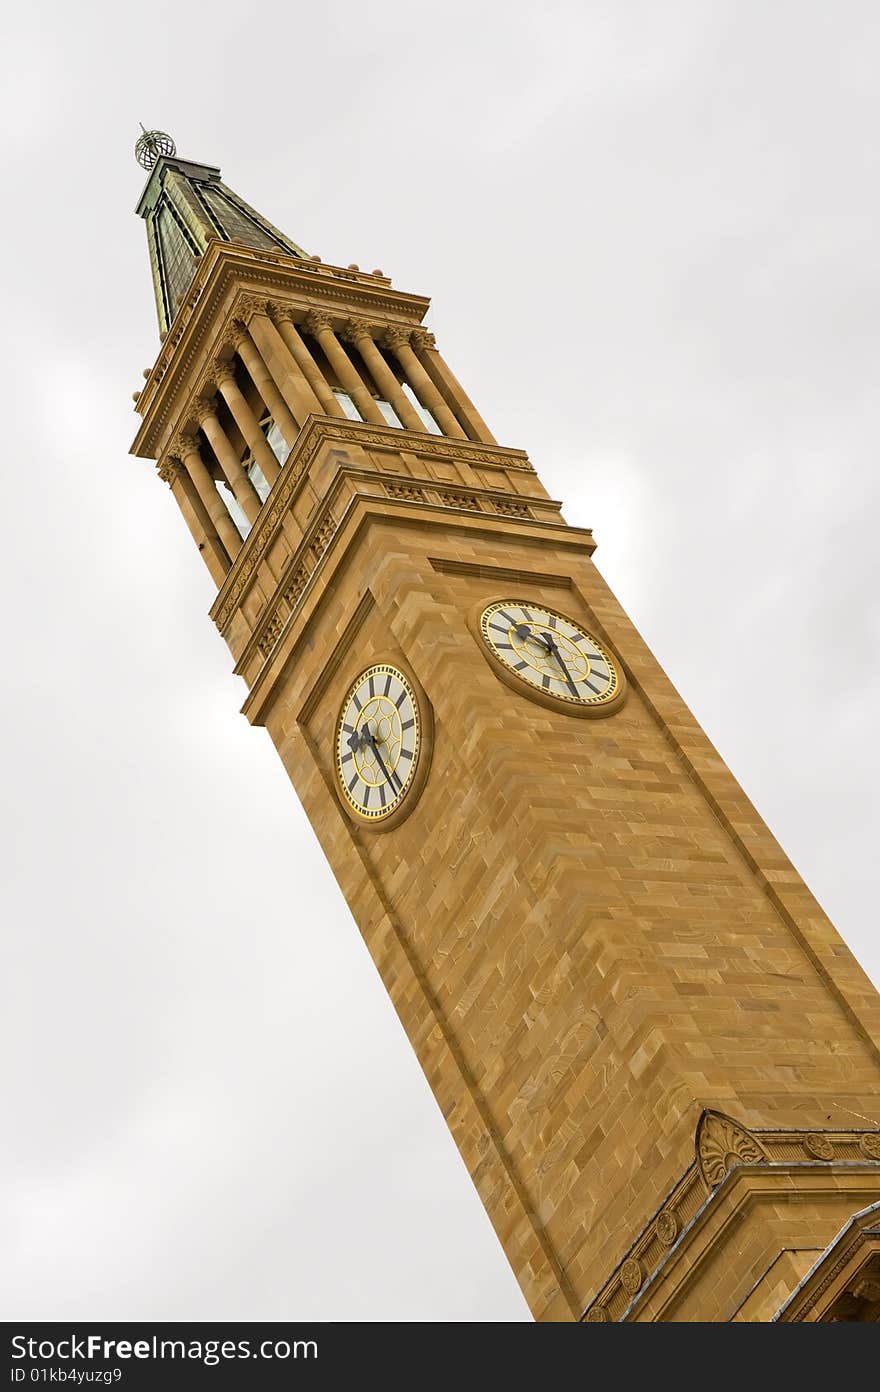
[229,318,300,448]
[195,398,262,524]
[243,304,324,430]
[270,307,344,418]
[382,328,467,440]
[172,431,243,561]
[304,310,387,426]
[213,359,281,487]
[411,328,497,444]
[159,454,231,587]
[343,318,424,431]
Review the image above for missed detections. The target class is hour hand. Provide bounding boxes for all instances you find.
[514,623,552,653]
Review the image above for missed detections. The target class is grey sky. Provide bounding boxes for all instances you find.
[2,1,878,1321]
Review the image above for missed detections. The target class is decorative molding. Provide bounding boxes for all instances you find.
[584,1306,607,1323]
[697,1111,767,1189]
[494,498,532,519]
[210,418,539,635]
[385,482,425,502]
[436,489,480,512]
[235,292,269,320]
[580,1113,880,1322]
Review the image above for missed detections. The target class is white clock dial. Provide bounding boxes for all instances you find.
[479,600,621,709]
[335,664,422,821]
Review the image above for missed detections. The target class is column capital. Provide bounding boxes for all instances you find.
[304,309,332,336]
[157,456,184,486]
[194,396,218,426]
[235,292,269,320]
[267,300,297,325]
[380,325,409,351]
[410,327,437,352]
[228,321,251,351]
[342,316,374,346]
[172,430,201,457]
[212,359,237,387]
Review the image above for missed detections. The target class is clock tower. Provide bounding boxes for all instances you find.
[130,132,880,1322]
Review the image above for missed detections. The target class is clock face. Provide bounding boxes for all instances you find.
[478,600,621,710]
[335,663,422,822]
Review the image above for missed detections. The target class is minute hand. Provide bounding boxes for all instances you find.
[542,632,580,698]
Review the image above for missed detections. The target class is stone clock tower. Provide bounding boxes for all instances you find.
[130,131,880,1322]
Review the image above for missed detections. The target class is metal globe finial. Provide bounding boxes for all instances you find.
[135,126,176,171]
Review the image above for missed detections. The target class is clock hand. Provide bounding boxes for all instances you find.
[364,728,401,791]
[541,631,580,698]
[514,622,553,654]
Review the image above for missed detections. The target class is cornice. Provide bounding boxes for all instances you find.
[209,416,538,630]
[130,243,430,459]
[579,1112,880,1322]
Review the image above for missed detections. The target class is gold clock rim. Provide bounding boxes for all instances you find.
[333,658,434,832]
[470,596,628,719]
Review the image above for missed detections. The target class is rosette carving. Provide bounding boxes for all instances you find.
[655,1210,679,1247]
[859,1133,880,1160]
[696,1111,766,1189]
[804,1133,834,1161]
[584,1306,607,1323]
[620,1258,642,1296]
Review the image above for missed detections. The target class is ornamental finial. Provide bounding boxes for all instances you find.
[134,125,176,170]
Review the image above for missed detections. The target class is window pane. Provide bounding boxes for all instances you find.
[247,460,270,504]
[217,480,250,539]
[333,389,361,421]
[402,382,441,434]
[263,419,287,464]
[376,398,403,428]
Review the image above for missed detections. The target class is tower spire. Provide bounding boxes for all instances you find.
[134,129,307,334]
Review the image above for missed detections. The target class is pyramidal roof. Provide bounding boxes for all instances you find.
[134,131,307,334]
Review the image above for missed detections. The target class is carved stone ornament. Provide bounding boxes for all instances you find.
[194,397,217,426]
[172,431,200,457]
[267,301,296,325]
[342,316,373,345]
[410,327,437,352]
[804,1133,834,1161]
[620,1258,642,1296]
[696,1110,767,1190]
[236,292,269,319]
[859,1133,880,1160]
[655,1210,679,1248]
[212,359,236,387]
[584,1306,607,1323]
[228,321,250,351]
[304,309,331,336]
[157,456,182,485]
[380,325,408,352]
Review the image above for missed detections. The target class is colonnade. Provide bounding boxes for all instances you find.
[158,299,497,583]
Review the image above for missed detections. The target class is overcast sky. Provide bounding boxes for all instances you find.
[2,1,879,1322]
